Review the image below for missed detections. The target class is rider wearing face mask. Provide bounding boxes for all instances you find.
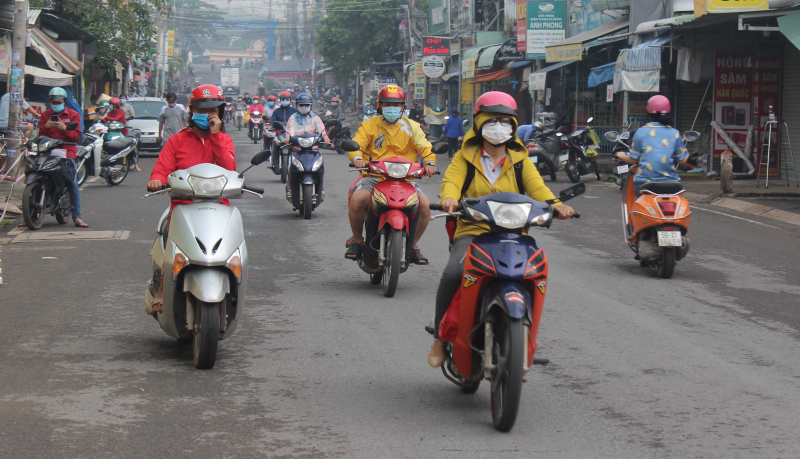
[345,85,437,264]
[426,91,575,367]
[271,91,297,123]
[264,95,277,119]
[99,98,129,135]
[284,93,329,143]
[158,92,187,146]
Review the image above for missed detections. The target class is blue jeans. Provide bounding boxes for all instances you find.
[66,158,81,220]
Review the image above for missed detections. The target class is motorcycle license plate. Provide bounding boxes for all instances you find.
[615,164,629,174]
[530,156,538,164]
[657,231,682,247]
[141,138,157,143]
[559,154,569,163]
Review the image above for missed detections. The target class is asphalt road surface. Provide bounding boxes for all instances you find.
[3,71,800,457]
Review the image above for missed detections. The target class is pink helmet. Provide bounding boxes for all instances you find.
[473,91,518,117]
[647,95,671,115]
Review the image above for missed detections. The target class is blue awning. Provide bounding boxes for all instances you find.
[625,35,675,71]
[588,62,615,88]
[508,60,532,69]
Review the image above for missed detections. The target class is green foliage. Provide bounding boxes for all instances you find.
[173,57,186,71]
[263,76,281,91]
[315,0,407,79]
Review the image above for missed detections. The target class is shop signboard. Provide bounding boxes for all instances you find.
[527,1,566,60]
[167,30,175,57]
[713,52,753,165]
[500,38,523,59]
[529,72,546,91]
[516,1,528,53]
[462,56,477,79]
[627,92,653,125]
[422,37,450,55]
[706,0,768,13]
[414,63,426,100]
[422,56,446,78]
[753,55,781,178]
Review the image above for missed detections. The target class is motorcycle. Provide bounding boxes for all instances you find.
[21,127,81,230]
[284,131,325,219]
[362,104,376,123]
[606,130,699,278]
[143,151,269,369]
[429,183,584,431]
[322,112,352,155]
[235,109,246,131]
[341,139,449,297]
[268,122,290,184]
[249,111,264,144]
[225,104,234,123]
[606,120,641,189]
[524,139,558,182]
[561,117,602,183]
[75,122,136,187]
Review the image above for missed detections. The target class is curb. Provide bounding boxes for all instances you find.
[692,194,800,228]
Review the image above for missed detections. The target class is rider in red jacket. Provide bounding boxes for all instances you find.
[99,97,129,134]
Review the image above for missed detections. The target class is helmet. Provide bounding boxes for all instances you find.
[378,85,405,104]
[647,95,671,114]
[267,95,277,102]
[295,93,312,105]
[109,97,121,106]
[49,87,67,100]
[190,84,225,108]
[331,97,340,103]
[253,96,260,101]
[473,91,517,117]
[279,91,292,99]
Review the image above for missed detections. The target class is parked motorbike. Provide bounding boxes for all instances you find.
[342,139,448,297]
[322,112,352,155]
[531,121,569,176]
[143,152,269,369]
[429,183,583,431]
[75,122,136,187]
[21,127,80,230]
[249,111,264,144]
[284,132,325,219]
[606,130,699,278]
[268,122,290,184]
[524,139,557,181]
[559,117,601,183]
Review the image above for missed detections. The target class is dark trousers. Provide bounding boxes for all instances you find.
[446,137,461,159]
[434,235,475,339]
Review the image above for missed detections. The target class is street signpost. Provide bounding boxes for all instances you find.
[422,55,445,78]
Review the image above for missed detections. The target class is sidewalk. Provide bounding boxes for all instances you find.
[0,178,23,226]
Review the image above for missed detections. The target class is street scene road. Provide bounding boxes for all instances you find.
[3,65,800,458]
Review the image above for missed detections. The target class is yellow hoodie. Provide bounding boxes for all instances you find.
[440,112,560,239]
[351,115,434,175]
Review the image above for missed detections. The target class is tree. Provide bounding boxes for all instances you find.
[315,0,406,80]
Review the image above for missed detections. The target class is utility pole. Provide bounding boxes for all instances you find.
[156,11,164,96]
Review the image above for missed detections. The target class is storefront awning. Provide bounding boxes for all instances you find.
[471,68,513,84]
[477,45,502,69]
[507,60,532,69]
[31,28,81,74]
[588,62,615,88]
[442,71,459,81]
[779,11,800,52]
[626,35,673,71]
[545,16,629,63]
[0,65,74,86]
[528,61,573,91]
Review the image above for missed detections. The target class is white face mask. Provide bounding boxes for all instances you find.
[481,122,513,145]
[297,105,311,115]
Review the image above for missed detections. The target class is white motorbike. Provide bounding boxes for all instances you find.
[143,151,269,369]
[75,122,136,187]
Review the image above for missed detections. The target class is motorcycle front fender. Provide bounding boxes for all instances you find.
[183,268,231,304]
[378,209,409,233]
[25,172,44,185]
[300,173,316,185]
[480,281,532,324]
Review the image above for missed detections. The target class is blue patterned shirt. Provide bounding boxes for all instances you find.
[629,122,688,184]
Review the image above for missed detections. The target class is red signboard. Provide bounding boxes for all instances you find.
[753,56,781,178]
[516,19,527,53]
[713,53,753,166]
[422,37,450,55]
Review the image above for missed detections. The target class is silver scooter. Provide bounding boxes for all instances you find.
[144,151,269,369]
[75,122,135,187]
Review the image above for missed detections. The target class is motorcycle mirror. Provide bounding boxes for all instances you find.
[683,130,701,142]
[432,141,449,155]
[251,149,271,165]
[557,182,586,203]
[619,132,630,140]
[341,140,361,152]
[271,121,284,131]
[586,117,594,124]
[605,131,620,142]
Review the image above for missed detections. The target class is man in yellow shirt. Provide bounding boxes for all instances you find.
[346,85,437,264]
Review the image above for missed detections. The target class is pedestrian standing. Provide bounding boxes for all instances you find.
[158,92,188,146]
[441,108,464,160]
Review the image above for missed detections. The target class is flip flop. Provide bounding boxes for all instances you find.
[74,219,89,228]
[410,248,429,265]
[345,242,362,260]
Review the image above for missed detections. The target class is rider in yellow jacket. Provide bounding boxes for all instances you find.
[345,85,437,264]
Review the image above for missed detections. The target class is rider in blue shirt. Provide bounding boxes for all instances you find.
[271,91,297,123]
[516,123,537,142]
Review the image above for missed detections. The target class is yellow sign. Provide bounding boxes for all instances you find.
[167,30,175,57]
[707,0,768,12]
[461,57,477,79]
[546,43,582,63]
[516,1,527,20]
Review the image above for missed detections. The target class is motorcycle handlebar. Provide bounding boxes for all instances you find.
[243,185,264,194]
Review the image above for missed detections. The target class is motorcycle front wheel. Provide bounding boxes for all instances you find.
[302,183,313,219]
[280,155,288,184]
[106,157,129,186]
[383,229,403,297]
[565,155,581,183]
[75,162,87,187]
[490,315,525,432]
[22,181,45,230]
[193,298,221,370]
[55,193,70,225]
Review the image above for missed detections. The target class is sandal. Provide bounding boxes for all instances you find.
[410,248,429,265]
[73,219,89,228]
[345,242,362,260]
[345,236,354,248]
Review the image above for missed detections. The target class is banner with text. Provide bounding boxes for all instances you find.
[527,1,566,60]
[713,52,753,167]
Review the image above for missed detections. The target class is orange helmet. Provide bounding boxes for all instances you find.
[109,97,121,106]
[279,91,292,99]
[267,95,277,102]
[378,85,406,104]
[190,84,225,108]
[331,97,340,103]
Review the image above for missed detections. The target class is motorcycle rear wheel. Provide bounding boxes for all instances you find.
[536,154,557,181]
[383,229,403,297]
[490,316,524,432]
[22,181,45,230]
[565,156,580,183]
[193,298,221,370]
[106,157,129,186]
[302,183,313,219]
[658,248,676,279]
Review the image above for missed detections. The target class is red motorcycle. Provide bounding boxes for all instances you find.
[342,139,448,297]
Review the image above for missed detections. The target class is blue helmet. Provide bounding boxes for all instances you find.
[295,93,312,106]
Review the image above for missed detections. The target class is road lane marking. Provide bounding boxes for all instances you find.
[693,205,780,229]
[80,176,99,191]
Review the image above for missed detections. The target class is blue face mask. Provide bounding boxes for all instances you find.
[51,103,65,113]
[120,99,126,104]
[192,113,210,130]
[383,107,401,122]
[267,102,274,107]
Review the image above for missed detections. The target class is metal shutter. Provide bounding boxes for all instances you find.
[781,41,800,181]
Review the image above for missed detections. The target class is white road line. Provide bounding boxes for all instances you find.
[693,205,780,229]
[80,176,99,191]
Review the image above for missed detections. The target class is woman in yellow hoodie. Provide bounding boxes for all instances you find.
[428,92,575,367]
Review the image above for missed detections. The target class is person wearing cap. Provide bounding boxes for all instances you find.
[39,87,88,227]
[427,91,574,367]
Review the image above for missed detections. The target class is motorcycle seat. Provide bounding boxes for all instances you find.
[640,181,684,195]
[103,136,135,155]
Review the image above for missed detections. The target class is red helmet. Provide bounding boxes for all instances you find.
[331,97,340,103]
[190,84,225,108]
[267,95,277,101]
[109,97,121,106]
[279,91,292,99]
[647,95,671,115]
[378,85,405,104]
[473,91,517,117]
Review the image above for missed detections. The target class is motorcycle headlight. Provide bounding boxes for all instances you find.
[311,157,323,171]
[291,156,304,171]
[298,137,315,148]
[30,143,39,153]
[465,206,490,222]
[530,211,552,227]
[486,201,532,229]
[187,175,227,197]
[385,162,410,178]
[372,189,387,209]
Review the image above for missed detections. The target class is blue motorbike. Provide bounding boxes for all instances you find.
[285,132,325,219]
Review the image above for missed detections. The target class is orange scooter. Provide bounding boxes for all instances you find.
[606,130,699,278]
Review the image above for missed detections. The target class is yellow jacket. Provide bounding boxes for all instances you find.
[441,143,560,239]
[351,116,434,176]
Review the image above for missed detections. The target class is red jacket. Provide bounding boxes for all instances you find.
[150,128,237,206]
[104,108,129,134]
[38,108,82,158]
